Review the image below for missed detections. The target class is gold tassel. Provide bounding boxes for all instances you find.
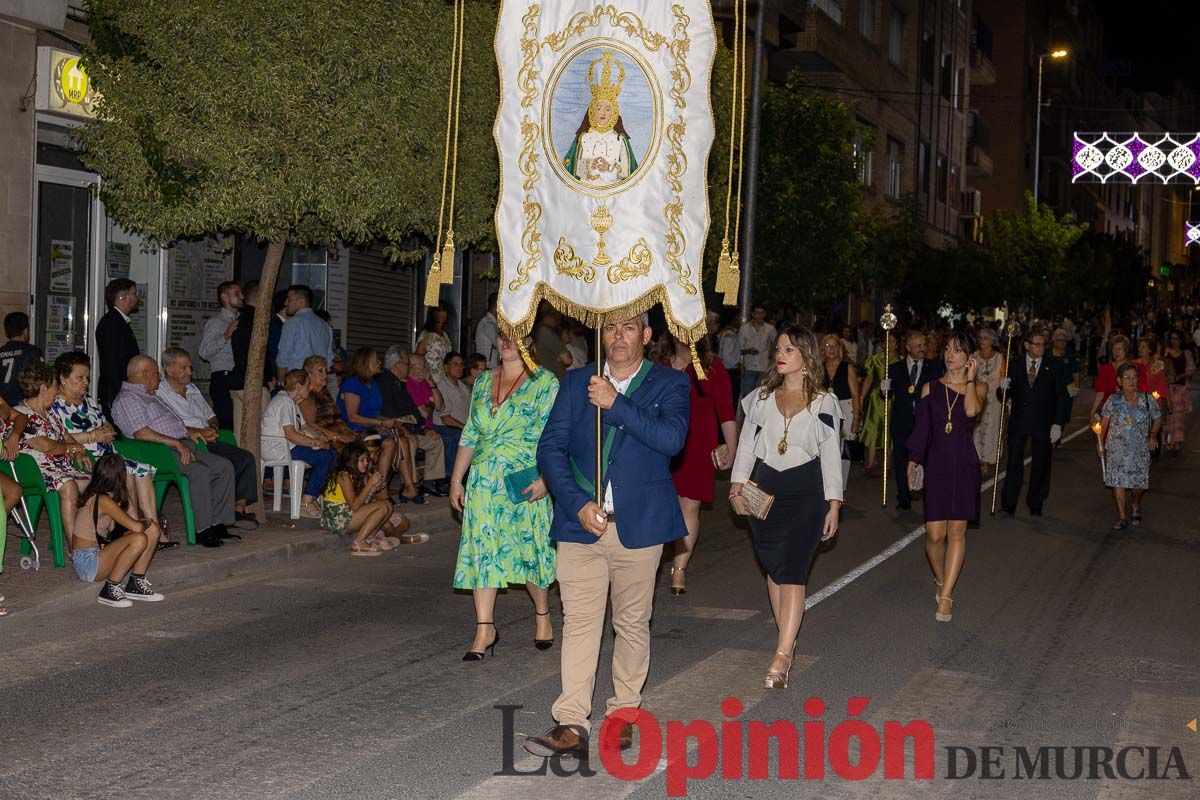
[723,252,741,306]
[715,239,732,298]
[423,253,443,307]
[439,230,456,286]
[516,337,538,373]
[691,343,707,380]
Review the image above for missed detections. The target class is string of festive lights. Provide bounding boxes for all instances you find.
[1073,132,1200,184]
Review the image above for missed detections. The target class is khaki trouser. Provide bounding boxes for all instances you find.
[552,522,663,732]
[412,429,446,481]
[230,389,270,441]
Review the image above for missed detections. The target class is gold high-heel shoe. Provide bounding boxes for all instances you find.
[669,566,687,596]
[935,597,954,623]
[763,651,793,689]
[935,580,944,603]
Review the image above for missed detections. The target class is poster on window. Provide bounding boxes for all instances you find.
[44,332,73,362]
[49,240,74,292]
[106,241,131,279]
[45,295,74,334]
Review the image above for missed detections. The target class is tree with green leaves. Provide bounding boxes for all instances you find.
[753,72,863,311]
[78,0,498,511]
[981,192,1088,310]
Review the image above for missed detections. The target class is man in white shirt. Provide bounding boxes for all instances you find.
[198,280,243,430]
[475,292,500,369]
[159,347,260,529]
[738,303,776,398]
[433,352,471,479]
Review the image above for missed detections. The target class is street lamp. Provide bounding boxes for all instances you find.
[1033,48,1069,204]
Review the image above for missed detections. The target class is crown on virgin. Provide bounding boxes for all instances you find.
[588,50,626,102]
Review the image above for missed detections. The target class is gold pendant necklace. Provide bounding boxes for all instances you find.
[944,383,961,434]
[777,390,805,455]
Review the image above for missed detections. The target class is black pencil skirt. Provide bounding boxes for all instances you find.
[747,459,828,586]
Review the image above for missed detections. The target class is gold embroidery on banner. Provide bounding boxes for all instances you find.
[664,119,695,295]
[608,239,653,283]
[509,5,543,292]
[668,4,692,108]
[544,5,667,53]
[552,238,596,283]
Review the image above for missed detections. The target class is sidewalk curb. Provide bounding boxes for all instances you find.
[14,502,460,617]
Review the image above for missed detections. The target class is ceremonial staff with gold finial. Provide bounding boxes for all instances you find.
[991,313,1020,515]
[880,304,897,508]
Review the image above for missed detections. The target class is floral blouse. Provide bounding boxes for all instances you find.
[51,395,154,479]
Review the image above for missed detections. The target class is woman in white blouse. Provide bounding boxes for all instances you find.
[730,327,844,691]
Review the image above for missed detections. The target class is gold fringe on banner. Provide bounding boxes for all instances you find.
[516,337,538,373]
[690,343,707,380]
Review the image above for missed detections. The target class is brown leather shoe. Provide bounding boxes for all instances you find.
[618,722,633,751]
[523,724,588,758]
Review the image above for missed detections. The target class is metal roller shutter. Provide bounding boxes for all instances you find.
[346,243,419,354]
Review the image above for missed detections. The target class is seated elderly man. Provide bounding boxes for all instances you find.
[378,346,448,496]
[111,356,238,548]
[157,347,259,529]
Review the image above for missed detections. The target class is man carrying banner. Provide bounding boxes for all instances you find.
[525,313,689,758]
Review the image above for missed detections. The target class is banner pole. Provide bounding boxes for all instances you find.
[595,325,603,509]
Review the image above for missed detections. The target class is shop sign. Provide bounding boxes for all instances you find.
[36,47,99,118]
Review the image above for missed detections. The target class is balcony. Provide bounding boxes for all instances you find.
[970,16,997,86]
[966,112,993,177]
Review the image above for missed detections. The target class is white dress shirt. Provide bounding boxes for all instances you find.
[198,307,238,372]
[435,376,471,426]
[601,360,642,513]
[158,382,217,429]
[475,312,499,368]
[738,322,777,373]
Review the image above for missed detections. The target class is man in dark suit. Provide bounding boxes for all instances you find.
[883,330,943,510]
[525,313,689,759]
[999,330,1072,516]
[95,278,140,416]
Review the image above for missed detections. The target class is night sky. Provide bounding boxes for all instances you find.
[1092,0,1198,94]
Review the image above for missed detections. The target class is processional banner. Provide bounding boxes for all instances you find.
[493,1,716,342]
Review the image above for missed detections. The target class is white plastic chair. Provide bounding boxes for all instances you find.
[262,453,307,520]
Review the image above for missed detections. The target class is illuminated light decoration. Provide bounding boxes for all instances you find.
[1187,222,1200,247]
[1073,133,1200,183]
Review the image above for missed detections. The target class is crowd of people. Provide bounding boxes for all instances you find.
[1,281,1197,761]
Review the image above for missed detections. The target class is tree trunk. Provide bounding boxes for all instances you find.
[240,235,287,522]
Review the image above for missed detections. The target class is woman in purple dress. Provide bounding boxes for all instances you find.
[906,331,986,624]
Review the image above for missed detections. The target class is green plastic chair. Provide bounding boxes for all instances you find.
[12,453,67,568]
[113,439,198,546]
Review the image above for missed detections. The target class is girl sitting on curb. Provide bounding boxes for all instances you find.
[71,453,165,607]
[322,443,426,555]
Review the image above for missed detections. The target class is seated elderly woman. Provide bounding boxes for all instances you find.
[296,354,356,449]
[3,363,91,547]
[50,351,178,550]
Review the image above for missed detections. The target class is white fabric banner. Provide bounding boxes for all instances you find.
[494,1,715,341]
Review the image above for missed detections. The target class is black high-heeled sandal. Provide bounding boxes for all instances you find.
[463,622,500,661]
[534,610,554,651]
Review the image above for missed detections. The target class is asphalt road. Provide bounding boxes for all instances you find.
[1,394,1197,799]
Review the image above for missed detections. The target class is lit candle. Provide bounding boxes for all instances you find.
[1091,421,1102,434]
[1152,391,1160,400]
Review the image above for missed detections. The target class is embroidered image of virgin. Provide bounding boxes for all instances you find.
[559,50,640,188]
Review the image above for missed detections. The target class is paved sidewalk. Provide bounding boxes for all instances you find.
[0,491,458,616]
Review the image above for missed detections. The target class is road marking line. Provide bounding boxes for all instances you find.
[805,424,1093,612]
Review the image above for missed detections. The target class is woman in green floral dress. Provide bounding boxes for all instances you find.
[859,329,901,475]
[450,334,559,660]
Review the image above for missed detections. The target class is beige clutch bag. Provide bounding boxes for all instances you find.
[711,444,729,469]
[741,479,775,520]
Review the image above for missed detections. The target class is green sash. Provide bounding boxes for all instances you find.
[571,359,652,495]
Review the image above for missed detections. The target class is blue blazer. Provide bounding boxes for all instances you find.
[537,361,690,548]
